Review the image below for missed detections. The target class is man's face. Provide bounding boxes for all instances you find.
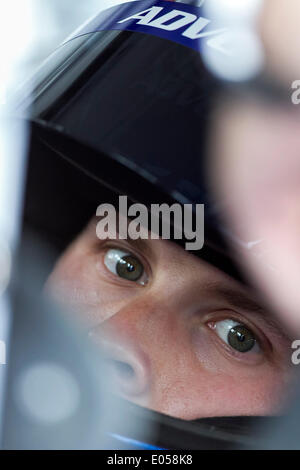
[46,217,292,421]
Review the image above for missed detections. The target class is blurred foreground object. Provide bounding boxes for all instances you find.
[206,0,300,445]
[0,0,37,443]
[2,270,151,450]
[207,0,300,332]
[259,0,300,84]
[210,96,300,333]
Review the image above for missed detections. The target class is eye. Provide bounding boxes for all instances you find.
[104,248,148,285]
[214,319,260,354]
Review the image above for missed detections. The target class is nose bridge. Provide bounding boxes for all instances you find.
[88,294,180,398]
[96,290,182,341]
[89,301,153,397]
[90,294,171,358]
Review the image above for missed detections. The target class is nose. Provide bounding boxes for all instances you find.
[89,325,151,398]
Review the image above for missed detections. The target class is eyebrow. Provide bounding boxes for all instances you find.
[212,286,266,315]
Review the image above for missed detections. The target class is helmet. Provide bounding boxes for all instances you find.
[21,0,245,281]
[11,0,286,449]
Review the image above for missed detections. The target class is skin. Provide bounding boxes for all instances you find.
[45,215,293,421]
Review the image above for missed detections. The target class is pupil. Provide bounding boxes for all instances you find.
[127,263,135,273]
[237,332,245,342]
[116,255,144,282]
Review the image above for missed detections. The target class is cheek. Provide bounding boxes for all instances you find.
[148,327,291,420]
[151,361,289,420]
